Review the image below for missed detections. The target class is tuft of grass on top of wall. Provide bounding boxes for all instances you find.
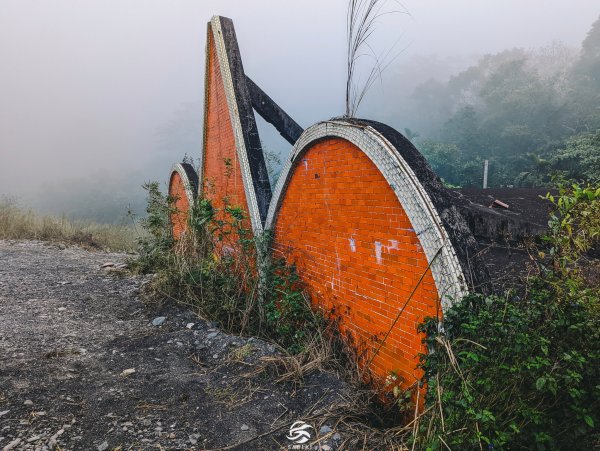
[0,196,140,251]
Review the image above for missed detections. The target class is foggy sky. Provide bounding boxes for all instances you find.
[1,0,598,218]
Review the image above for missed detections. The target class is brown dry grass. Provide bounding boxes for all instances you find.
[0,197,140,252]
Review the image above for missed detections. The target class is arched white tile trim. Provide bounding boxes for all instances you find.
[204,16,263,234]
[265,121,468,311]
[170,163,198,207]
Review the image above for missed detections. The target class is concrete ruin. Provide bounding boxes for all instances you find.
[168,16,548,390]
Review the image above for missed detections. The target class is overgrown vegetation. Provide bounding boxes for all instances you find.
[131,183,427,448]
[416,183,600,450]
[0,197,139,251]
[132,177,600,449]
[132,183,329,355]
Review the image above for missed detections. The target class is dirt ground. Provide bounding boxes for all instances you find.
[0,240,359,451]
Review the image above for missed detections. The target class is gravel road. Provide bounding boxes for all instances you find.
[0,240,355,451]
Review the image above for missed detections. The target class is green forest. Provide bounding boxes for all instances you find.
[406,15,600,188]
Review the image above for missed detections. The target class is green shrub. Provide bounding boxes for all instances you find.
[130,182,175,272]
[416,183,600,450]
[132,184,324,354]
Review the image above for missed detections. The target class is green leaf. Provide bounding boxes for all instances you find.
[535,377,546,391]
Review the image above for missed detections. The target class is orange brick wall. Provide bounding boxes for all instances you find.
[272,137,441,388]
[169,171,191,240]
[202,31,250,234]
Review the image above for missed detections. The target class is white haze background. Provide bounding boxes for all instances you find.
[0,0,597,222]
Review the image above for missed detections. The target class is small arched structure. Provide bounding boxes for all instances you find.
[168,163,198,240]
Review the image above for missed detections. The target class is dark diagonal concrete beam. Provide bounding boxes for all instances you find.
[246,76,304,145]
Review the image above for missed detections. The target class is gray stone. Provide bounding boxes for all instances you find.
[319,425,332,434]
[207,332,218,339]
[97,441,109,451]
[23,399,33,406]
[240,424,249,431]
[152,317,167,326]
[333,433,341,441]
[3,438,21,450]
[120,368,136,377]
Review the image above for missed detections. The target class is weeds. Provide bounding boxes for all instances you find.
[415,183,600,450]
[133,182,600,449]
[133,183,330,356]
[228,343,255,361]
[0,196,139,251]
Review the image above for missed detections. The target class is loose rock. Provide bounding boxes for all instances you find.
[319,425,332,434]
[152,316,167,326]
[120,368,136,377]
[3,438,21,450]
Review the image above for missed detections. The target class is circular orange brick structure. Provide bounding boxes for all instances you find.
[267,120,478,389]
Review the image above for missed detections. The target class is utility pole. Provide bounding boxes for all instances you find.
[483,160,489,189]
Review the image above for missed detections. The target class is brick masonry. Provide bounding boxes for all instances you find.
[270,137,440,386]
[201,16,271,234]
[266,122,468,388]
[200,27,250,231]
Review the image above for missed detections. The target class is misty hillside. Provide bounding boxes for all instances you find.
[1,1,598,224]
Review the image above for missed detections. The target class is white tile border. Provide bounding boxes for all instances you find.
[207,16,263,235]
[170,163,197,207]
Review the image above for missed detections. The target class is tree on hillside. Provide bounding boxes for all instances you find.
[552,130,600,182]
[569,15,600,131]
[410,17,600,187]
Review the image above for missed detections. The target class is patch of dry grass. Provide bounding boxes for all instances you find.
[0,197,140,252]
